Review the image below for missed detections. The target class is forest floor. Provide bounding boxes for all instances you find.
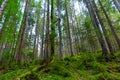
[0,52,120,80]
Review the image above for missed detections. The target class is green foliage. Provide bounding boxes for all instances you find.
[47,62,72,77]
[64,55,78,62]
[34,52,120,80]
[1,0,120,79]
[1,52,120,80]
[88,62,108,74]
[24,72,40,80]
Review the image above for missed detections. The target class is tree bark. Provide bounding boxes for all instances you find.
[0,0,7,19]
[40,3,46,59]
[57,0,62,59]
[92,0,115,55]
[113,0,120,12]
[98,0,120,49]
[16,0,30,64]
[84,0,111,61]
[33,26,37,60]
[65,0,74,56]
[45,0,50,62]
[50,0,55,61]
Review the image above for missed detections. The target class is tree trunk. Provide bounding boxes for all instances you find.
[98,0,120,49]
[0,0,7,19]
[84,0,111,61]
[16,0,30,64]
[33,26,37,60]
[113,0,120,12]
[40,3,46,59]
[92,0,115,55]
[50,0,55,61]
[45,0,50,62]
[69,5,79,54]
[65,0,74,56]
[57,0,62,59]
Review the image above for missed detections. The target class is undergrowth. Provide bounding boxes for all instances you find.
[0,52,120,80]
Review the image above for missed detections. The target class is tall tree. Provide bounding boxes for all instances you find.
[57,0,62,59]
[40,3,46,59]
[84,0,110,61]
[45,0,50,62]
[92,0,115,55]
[65,0,74,56]
[16,0,30,63]
[50,0,55,60]
[98,0,120,49]
[113,0,120,12]
[0,0,8,19]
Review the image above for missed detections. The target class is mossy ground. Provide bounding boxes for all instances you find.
[0,52,120,80]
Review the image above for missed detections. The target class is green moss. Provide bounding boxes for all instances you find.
[24,72,40,80]
[1,52,120,80]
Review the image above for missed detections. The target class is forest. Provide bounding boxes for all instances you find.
[0,0,120,80]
